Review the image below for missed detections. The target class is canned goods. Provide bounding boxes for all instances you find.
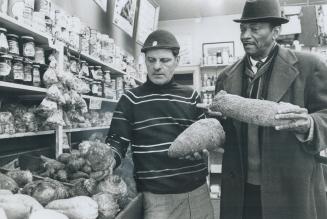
[7,34,19,55]
[21,36,35,58]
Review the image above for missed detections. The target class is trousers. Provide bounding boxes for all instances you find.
[143,183,214,219]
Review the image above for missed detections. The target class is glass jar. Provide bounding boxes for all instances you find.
[0,27,9,54]
[103,70,111,84]
[21,36,35,58]
[34,47,45,64]
[12,56,24,83]
[0,54,12,81]
[79,60,89,77]
[94,65,103,80]
[98,81,103,97]
[81,76,92,94]
[91,80,99,96]
[23,58,33,85]
[7,34,19,55]
[32,64,41,87]
[69,55,78,74]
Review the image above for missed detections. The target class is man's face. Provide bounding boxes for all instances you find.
[240,22,280,59]
[145,49,179,85]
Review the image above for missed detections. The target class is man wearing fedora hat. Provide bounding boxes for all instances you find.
[214,0,327,219]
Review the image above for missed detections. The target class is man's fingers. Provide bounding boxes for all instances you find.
[196,103,209,109]
[207,111,223,117]
[275,113,308,120]
[275,120,309,131]
[277,107,308,114]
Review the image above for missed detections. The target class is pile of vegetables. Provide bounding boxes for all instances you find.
[0,140,136,219]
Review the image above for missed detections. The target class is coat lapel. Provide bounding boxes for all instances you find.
[267,47,299,102]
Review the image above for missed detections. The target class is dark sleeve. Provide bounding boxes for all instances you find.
[106,94,133,167]
[194,90,206,120]
[304,56,327,154]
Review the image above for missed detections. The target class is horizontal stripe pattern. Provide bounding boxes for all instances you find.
[107,80,207,193]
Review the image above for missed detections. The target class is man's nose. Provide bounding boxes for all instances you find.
[154,61,162,70]
[241,29,251,40]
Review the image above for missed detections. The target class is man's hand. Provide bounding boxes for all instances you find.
[196,103,223,118]
[179,150,209,161]
[274,103,311,134]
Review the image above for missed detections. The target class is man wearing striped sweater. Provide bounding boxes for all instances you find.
[106,30,214,219]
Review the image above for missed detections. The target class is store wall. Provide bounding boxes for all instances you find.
[159,14,244,66]
[53,0,142,56]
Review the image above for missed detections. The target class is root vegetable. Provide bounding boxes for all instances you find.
[6,170,33,187]
[210,90,298,127]
[168,118,225,158]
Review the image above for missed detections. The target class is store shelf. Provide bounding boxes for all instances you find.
[0,81,47,94]
[63,126,110,133]
[0,13,51,47]
[0,130,55,140]
[201,64,229,68]
[66,47,144,84]
[82,94,118,103]
[202,86,215,92]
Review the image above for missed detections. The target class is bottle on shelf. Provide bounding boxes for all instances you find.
[12,56,24,84]
[23,58,33,85]
[203,73,208,87]
[221,49,229,64]
[0,54,13,82]
[216,51,223,64]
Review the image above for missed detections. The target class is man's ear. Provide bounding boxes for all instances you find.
[272,26,281,40]
[176,55,180,64]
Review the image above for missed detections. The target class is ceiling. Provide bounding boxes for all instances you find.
[156,0,244,21]
[156,0,327,21]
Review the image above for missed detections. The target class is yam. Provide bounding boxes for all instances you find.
[92,192,119,219]
[29,209,69,219]
[46,196,98,219]
[210,90,298,127]
[168,118,225,158]
[0,173,19,193]
[6,170,33,187]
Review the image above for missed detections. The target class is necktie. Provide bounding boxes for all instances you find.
[255,61,264,70]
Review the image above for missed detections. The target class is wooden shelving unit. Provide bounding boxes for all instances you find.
[0,130,55,140]
[67,47,145,84]
[63,126,110,133]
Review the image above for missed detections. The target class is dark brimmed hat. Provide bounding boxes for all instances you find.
[141,30,180,53]
[234,0,289,24]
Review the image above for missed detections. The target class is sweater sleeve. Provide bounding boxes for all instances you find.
[194,90,206,120]
[106,94,133,167]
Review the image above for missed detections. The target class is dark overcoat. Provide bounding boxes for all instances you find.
[216,46,327,219]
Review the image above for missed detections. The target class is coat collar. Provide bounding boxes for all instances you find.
[224,46,299,102]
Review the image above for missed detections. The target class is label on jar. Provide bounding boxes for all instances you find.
[0,62,11,76]
[24,71,32,82]
[23,43,35,57]
[13,70,24,80]
[8,40,19,55]
[92,83,98,94]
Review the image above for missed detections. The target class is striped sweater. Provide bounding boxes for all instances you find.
[106,79,207,194]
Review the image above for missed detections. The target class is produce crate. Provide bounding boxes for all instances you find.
[116,193,143,219]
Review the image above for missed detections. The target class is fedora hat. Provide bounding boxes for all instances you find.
[234,0,289,24]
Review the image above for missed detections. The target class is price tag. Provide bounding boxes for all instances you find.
[89,98,102,109]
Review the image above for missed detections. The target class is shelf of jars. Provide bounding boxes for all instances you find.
[0,81,118,104]
[0,130,55,140]
[0,13,51,48]
[66,47,144,84]
[63,125,110,133]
